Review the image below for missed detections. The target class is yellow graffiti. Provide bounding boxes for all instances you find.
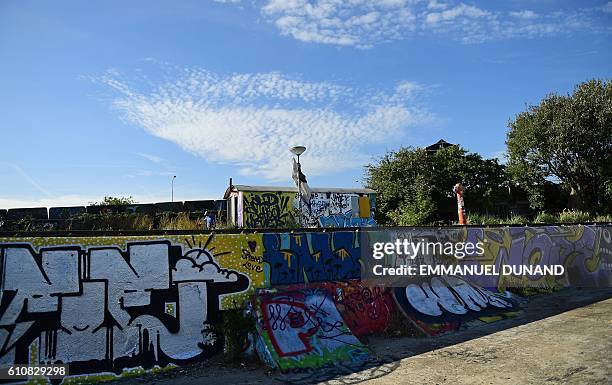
[336,248,350,260]
[283,251,293,268]
[293,234,302,246]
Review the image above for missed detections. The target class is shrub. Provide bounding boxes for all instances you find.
[594,214,612,223]
[558,210,591,224]
[534,211,557,224]
[219,307,255,361]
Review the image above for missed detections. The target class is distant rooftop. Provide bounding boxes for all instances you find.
[426,139,456,153]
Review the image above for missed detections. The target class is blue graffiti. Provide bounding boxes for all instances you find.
[263,232,361,285]
[318,212,376,228]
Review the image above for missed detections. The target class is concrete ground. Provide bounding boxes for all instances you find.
[107,288,612,385]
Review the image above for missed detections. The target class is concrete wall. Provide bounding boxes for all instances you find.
[0,225,609,380]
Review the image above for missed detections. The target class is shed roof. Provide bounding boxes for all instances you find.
[224,184,375,198]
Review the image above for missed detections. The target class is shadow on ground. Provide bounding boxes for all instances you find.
[106,288,612,385]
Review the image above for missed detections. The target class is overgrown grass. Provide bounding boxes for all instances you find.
[466,210,610,225]
[558,210,592,223]
[467,213,502,225]
[158,212,203,230]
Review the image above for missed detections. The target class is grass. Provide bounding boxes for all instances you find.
[466,210,610,225]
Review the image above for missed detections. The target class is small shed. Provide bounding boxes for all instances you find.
[224,183,376,228]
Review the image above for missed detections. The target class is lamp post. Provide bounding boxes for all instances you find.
[290,145,306,226]
[171,175,176,202]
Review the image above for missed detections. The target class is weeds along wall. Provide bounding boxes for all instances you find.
[0,225,610,379]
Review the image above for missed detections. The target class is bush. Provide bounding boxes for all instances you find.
[534,211,557,224]
[558,210,591,224]
[594,214,612,223]
[219,308,255,361]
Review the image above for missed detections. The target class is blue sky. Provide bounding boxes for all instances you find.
[1,0,610,208]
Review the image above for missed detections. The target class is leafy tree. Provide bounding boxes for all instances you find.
[365,145,509,225]
[506,79,612,213]
[90,196,136,206]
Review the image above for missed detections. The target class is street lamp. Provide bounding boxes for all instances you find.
[171,175,176,202]
[290,146,306,226]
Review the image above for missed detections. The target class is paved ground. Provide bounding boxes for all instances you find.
[107,288,612,385]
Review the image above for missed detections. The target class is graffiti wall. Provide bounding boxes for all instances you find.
[251,287,371,372]
[0,236,253,377]
[0,224,610,379]
[368,225,612,290]
[316,280,395,337]
[240,191,376,228]
[392,276,518,336]
[262,232,361,285]
[242,191,295,229]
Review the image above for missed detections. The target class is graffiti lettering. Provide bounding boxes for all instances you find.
[0,240,249,375]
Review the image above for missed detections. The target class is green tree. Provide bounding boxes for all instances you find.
[365,145,508,225]
[90,196,136,206]
[506,79,612,213]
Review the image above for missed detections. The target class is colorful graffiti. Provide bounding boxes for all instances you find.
[317,281,394,337]
[0,239,249,375]
[241,191,376,228]
[262,232,361,285]
[375,225,612,290]
[251,287,370,372]
[392,276,516,336]
[0,224,609,379]
[461,225,612,290]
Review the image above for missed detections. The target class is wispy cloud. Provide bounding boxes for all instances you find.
[94,67,436,180]
[3,163,52,197]
[214,0,612,48]
[136,152,166,164]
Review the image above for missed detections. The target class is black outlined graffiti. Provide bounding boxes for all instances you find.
[243,192,294,228]
[0,239,249,376]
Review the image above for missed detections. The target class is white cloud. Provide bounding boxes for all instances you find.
[509,10,538,20]
[261,0,416,48]
[425,3,489,24]
[427,1,448,11]
[3,163,52,197]
[95,67,435,181]
[253,0,611,48]
[604,2,612,13]
[136,152,166,164]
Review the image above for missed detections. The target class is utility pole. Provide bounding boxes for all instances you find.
[171,175,176,202]
[290,145,306,227]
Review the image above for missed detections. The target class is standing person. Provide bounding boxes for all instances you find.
[204,211,212,230]
[209,211,216,229]
[453,182,467,225]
